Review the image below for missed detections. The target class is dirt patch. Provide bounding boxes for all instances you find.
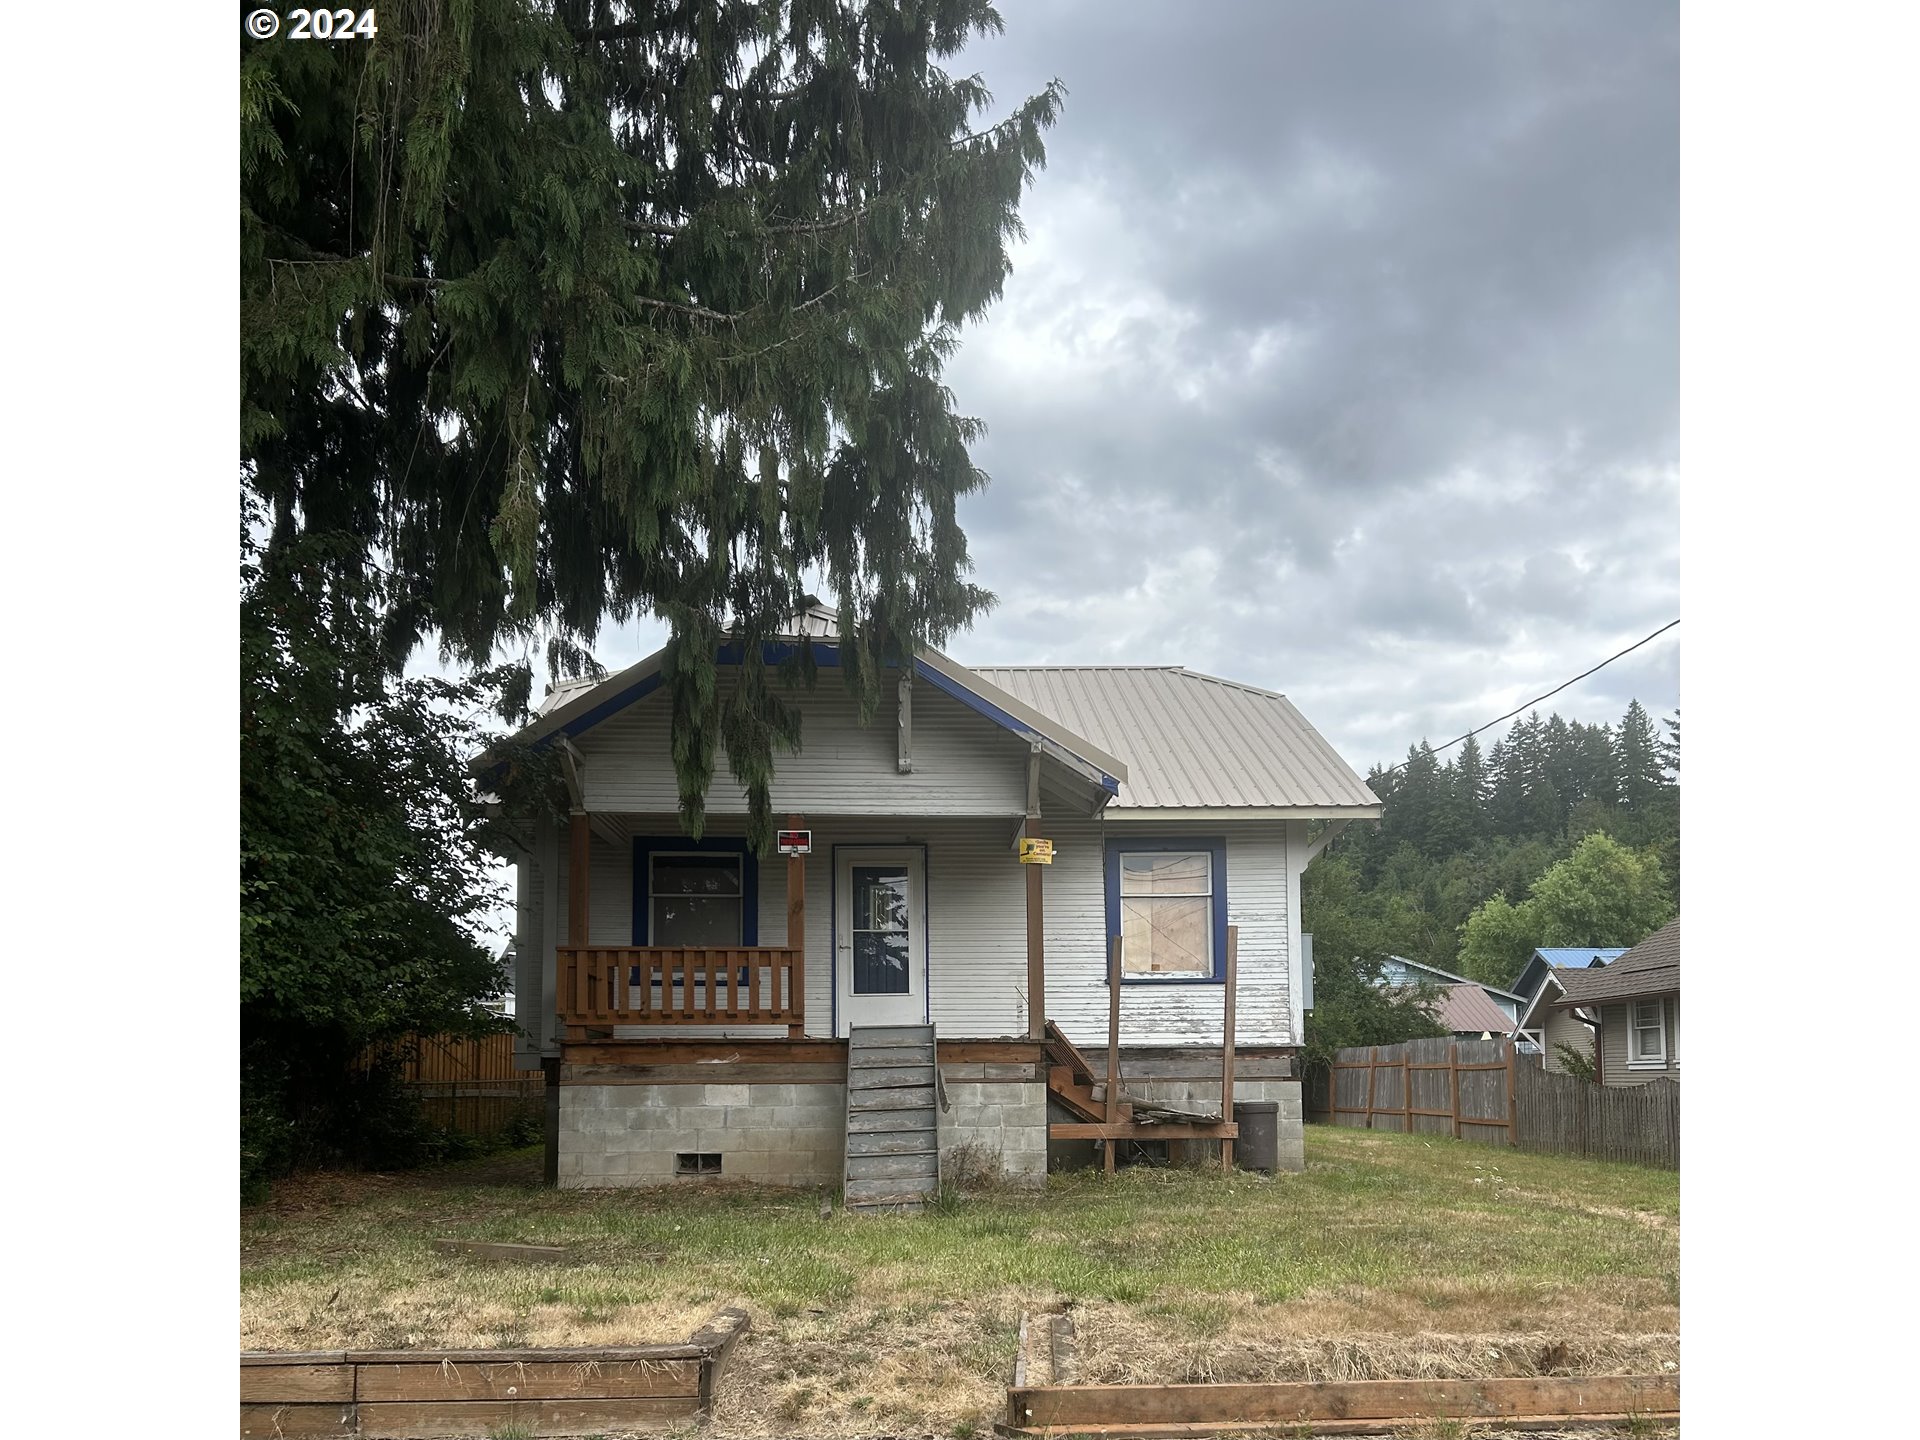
[1494,1185,1675,1230]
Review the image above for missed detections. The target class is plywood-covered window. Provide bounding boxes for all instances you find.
[1118,850,1214,977]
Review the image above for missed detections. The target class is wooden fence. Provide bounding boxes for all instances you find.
[1306,1039,1678,1169]
[1513,1059,1680,1168]
[362,1033,543,1140]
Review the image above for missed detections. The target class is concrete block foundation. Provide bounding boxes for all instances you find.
[557,1069,1049,1190]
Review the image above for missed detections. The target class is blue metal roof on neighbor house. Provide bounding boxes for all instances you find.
[1508,946,1630,1004]
[1534,947,1630,969]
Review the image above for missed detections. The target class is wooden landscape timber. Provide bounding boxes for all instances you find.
[240,1308,748,1439]
[1004,1313,1675,1436]
[1000,1373,1679,1437]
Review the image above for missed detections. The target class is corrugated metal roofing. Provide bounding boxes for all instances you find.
[1428,983,1522,1037]
[1557,919,1680,1006]
[970,666,1380,813]
[1534,946,1629,970]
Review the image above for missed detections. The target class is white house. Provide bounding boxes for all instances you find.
[489,607,1380,1207]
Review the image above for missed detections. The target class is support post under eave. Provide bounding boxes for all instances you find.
[786,813,806,1038]
[1025,746,1046,1042]
[1105,935,1123,1174]
[567,809,591,1024]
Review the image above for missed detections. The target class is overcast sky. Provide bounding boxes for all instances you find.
[587,0,1679,774]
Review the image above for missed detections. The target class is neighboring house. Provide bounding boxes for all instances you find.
[1552,919,1680,1087]
[1510,946,1628,1007]
[1515,972,1600,1072]
[1509,946,1627,1068]
[487,606,1381,1201]
[1378,956,1526,1040]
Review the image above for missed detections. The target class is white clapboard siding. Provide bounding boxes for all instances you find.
[1042,819,1294,1050]
[572,674,1030,815]
[530,815,1295,1047]
[773,815,1028,1037]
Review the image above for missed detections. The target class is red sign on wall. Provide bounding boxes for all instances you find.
[776,829,812,855]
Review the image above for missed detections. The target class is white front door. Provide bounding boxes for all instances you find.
[835,848,927,1034]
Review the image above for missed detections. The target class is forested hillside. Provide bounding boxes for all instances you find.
[1303,701,1678,1054]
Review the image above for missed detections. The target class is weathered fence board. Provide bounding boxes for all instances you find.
[1309,1040,1676,1169]
[358,1034,542,1140]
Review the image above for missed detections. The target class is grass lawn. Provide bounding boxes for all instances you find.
[242,1126,1678,1437]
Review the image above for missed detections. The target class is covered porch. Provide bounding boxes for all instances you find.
[550,806,1055,1046]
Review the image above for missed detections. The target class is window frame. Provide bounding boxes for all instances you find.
[1102,836,1230,984]
[1626,995,1669,1067]
[631,836,759,947]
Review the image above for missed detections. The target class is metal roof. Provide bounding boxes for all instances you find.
[1557,919,1680,1007]
[1427,983,1523,1037]
[1382,954,1524,1003]
[1534,946,1630,970]
[970,666,1380,814]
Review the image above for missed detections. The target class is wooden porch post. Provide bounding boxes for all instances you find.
[1105,935,1123,1174]
[566,809,591,1031]
[1025,854,1046,1042]
[1025,747,1046,1042]
[1220,925,1238,1169]
[786,814,806,1039]
[568,810,591,944]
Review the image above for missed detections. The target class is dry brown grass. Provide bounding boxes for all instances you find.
[242,1126,1679,1436]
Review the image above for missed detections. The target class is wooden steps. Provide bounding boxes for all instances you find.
[842,1024,941,1215]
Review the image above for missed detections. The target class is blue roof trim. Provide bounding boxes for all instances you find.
[912,657,1122,794]
[528,642,1120,798]
[556,670,664,741]
[544,641,849,747]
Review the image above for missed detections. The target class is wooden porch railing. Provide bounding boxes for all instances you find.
[559,946,804,1034]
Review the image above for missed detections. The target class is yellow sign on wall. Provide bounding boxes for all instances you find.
[1018,837,1054,865]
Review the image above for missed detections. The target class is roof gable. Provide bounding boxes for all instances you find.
[1556,919,1680,1007]
[1382,954,1523,1003]
[1510,945,1629,1000]
[497,619,1127,797]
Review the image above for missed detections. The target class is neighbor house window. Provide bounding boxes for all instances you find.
[1118,850,1214,978]
[1628,997,1668,1065]
[649,854,743,945]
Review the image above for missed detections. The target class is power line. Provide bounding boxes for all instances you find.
[1376,618,1680,779]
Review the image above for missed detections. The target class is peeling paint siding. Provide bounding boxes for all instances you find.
[534,813,1295,1048]
[572,674,1029,815]
[1042,819,1294,1050]
[546,815,1030,1040]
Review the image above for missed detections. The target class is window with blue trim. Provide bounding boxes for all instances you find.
[631,837,758,986]
[649,854,743,945]
[1104,838,1229,982]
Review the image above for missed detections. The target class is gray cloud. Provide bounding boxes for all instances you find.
[550,1,1679,778]
[935,0,1678,769]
